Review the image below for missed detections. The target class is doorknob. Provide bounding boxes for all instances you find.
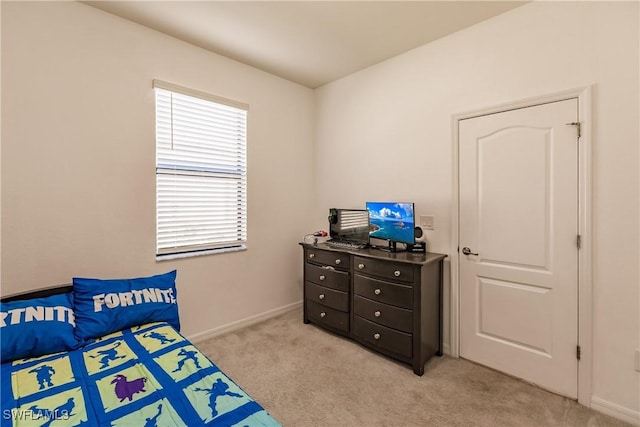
[462,247,479,256]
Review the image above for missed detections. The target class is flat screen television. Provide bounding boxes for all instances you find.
[366,202,415,251]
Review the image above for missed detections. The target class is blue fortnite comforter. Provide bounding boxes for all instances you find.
[1,322,280,426]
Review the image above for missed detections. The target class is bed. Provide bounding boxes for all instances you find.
[1,272,280,427]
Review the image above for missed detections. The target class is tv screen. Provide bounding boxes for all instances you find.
[366,202,415,245]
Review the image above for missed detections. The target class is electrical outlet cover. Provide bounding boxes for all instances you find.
[420,215,435,230]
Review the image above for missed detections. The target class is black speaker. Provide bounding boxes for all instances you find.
[328,208,338,224]
[408,226,426,253]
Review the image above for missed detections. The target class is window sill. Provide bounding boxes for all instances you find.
[156,245,247,262]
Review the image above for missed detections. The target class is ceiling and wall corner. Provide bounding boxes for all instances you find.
[81,1,526,88]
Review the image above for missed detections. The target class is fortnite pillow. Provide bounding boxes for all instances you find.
[72,270,179,340]
[1,292,82,363]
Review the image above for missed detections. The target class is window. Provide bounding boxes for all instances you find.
[154,80,248,258]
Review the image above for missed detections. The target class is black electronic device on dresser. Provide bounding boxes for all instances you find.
[300,242,447,376]
[327,208,370,249]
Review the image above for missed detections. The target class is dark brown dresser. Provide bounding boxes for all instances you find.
[301,242,447,376]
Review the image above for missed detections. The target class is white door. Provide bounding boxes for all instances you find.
[459,99,579,398]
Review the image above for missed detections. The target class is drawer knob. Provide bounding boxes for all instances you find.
[394,270,401,277]
[319,294,325,300]
[374,288,381,295]
[373,333,381,340]
[319,275,326,281]
[335,259,341,265]
[358,263,365,269]
[320,312,326,318]
[309,253,315,259]
[374,310,381,318]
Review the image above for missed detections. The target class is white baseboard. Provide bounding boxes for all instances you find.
[442,342,451,356]
[591,396,640,425]
[187,300,302,344]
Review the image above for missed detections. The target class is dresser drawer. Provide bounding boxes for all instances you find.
[353,295,412,333]
[353,315,412,358]
[306,282,349,312]
[305,263,349,292]
[353,274,413,309]
[306,300,349,333]
[306,249,349,269]
[353,256,413,283]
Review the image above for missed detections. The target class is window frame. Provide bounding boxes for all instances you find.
[153,80,249,260]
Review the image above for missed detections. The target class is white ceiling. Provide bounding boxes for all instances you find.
[83,1,526,88]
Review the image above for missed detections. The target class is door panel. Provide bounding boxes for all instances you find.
[459,99,578,398]
[477,277,552,354]
[478,127,550,269]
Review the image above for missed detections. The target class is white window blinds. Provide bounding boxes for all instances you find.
[154,80,248,257]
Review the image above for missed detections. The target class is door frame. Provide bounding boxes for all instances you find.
[450,86,593,406]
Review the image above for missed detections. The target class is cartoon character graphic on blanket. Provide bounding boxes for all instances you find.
[90,341,126,369]
[154,345,212,381]
[83,340,135,375]
[111,374,148,402]
[13,357,75,399]
[29,398,76,427]
[13,387,88,427]
[143,404,163,427]
[143,331,176,346]
[195,378,244,418]
[186,373,250,422]
[133,324,184,353]
[95,364,160,412]
[28,364,56,389]
[172,348,203,373]
[109,398,186,427]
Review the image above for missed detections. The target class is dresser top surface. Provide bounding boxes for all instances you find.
[299,242,447,265]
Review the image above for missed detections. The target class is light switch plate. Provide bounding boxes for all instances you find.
[635,349,640,372]
[420,215,434,230]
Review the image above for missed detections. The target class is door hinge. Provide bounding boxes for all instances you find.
[566,121,581,138]
[577,234,581,249]
[577,345,581,360]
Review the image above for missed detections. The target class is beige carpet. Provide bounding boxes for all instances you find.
[197,308,627,427]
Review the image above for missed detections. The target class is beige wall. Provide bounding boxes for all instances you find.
[315,1,639,419]
[1,2,315,336]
